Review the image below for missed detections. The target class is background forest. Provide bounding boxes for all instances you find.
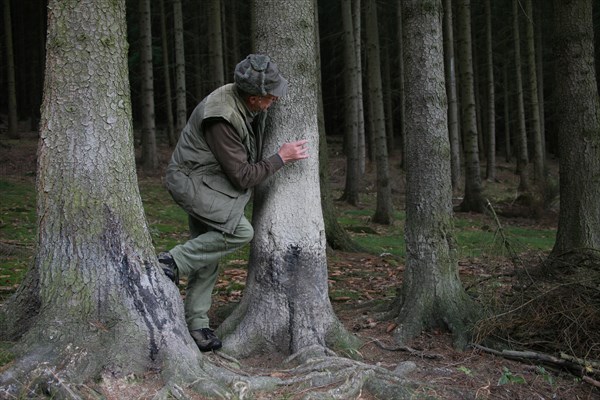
[3,1,600,173]
[1,0,600,399]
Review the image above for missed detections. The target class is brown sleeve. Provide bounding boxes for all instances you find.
[204,120,284,190]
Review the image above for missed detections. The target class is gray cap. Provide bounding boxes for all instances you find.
[234,54,288,98]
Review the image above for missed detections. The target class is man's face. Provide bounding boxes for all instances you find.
[248,94,278,112]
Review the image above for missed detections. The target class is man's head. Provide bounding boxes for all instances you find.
[234,54,288,112]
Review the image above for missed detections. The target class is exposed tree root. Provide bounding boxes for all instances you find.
[202,345,418,399]
[1,341,418,399]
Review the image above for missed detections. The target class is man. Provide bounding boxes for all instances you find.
[159,54,308,352]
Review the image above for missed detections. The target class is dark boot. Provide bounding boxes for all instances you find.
[158,251,179,285]
[190,328,222,352]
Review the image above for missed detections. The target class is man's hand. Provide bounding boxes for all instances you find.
[278,140,309,164]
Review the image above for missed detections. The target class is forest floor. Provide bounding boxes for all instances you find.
[1,132,599,399]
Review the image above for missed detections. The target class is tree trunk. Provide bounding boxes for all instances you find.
[159,0,177,146]
[444,0,461,190]
[316,0,364,252]
[173,0,187,134]
[3,0,19,139]
[512,0,531,194]
[396,0,407,170]
[398,0,477,349]
[139,0,158,170]
[456,0,485,212]
[366,0,394,225]
[353,0,367,176]
[340,0,361,206]
[503,46,512,163]
[484,0,496,182]
[0,1,210,396]
[525,0,545,187]
[207,0,224,92]
[550,0,600,259]
[219,0,358,359]
[535,2,546,158]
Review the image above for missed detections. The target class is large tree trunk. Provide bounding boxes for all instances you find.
[0,1,206,396]
[366,0,394,225]
[456,0,485,212]
[397,0,477,349]
[219,0,358,359]
[340,0,361,206]
[550,0,600,259]
[139,0,158,170]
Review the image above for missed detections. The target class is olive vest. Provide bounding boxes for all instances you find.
[165,84,264,234]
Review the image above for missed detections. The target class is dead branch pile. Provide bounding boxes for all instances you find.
[473,252,600,365]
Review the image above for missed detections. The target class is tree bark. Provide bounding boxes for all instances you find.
[219,0,358,359]
[456,0,485,212]
[366,0,394,225]
[0,1,208,396]
[550,0,600,258]
[396,0,407,170]
[398,0,477,349]
[139,0,158,170]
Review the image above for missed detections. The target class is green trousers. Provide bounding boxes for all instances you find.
[170,215,253,331]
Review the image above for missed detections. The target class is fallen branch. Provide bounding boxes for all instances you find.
[560,353,600,370]
[471,344,592,379]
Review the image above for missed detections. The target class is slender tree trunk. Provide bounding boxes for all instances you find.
[316,0,364,253]
[219,0,358,359]
[444,0,461,190]
[159,0,176,146]
[3,0,19,139]
[139,0,158,170]
[366,0,394,224]
[207,0,224,92]
[456,0,485,212]
[513,0,531,193]
[398,0,477,349]
[383,45,395,153]
[525,0,544,188]
[353,0,367,176]
[396,1,406,169]
[340,0,361,206]
[535,1,546,158]
[484,0,496,182]
[173,0,187,134]
[503,57,512,163]
[550,0,600,259]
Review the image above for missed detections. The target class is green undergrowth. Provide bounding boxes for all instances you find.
[0,177,557,367]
